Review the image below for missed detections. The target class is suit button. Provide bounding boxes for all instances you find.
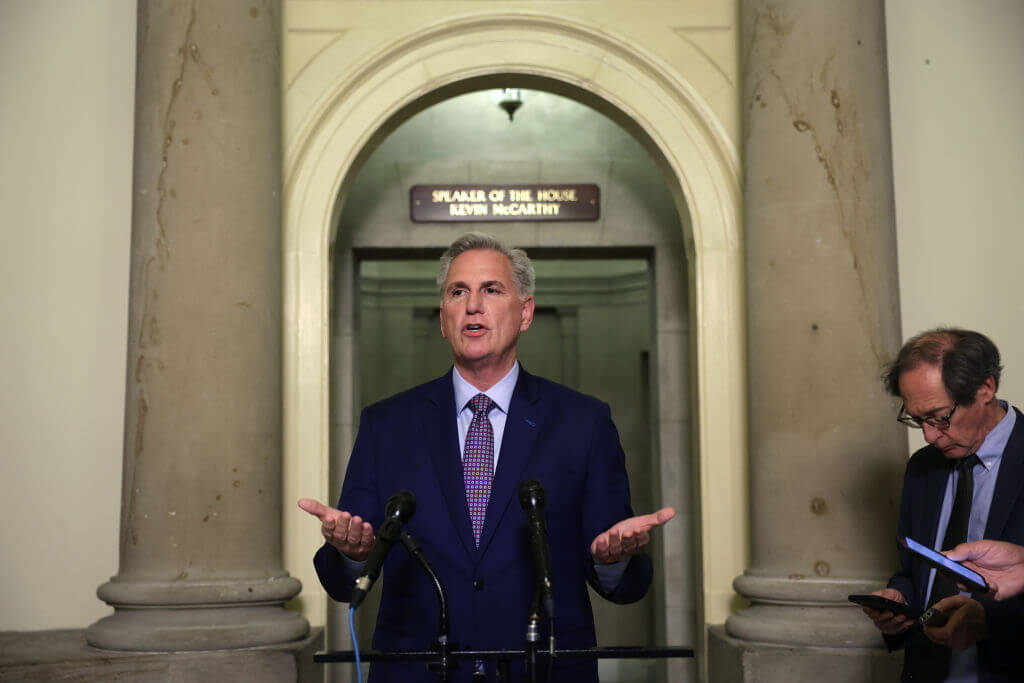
[473,580,484,590]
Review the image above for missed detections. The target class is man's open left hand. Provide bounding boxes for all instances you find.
[590,507,676,564]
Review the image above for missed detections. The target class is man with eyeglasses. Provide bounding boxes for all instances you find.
[861,328,1024,682]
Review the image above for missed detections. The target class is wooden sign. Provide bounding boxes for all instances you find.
[411,184,599,222]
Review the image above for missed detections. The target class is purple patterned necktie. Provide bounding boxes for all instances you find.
[464,393,495,548]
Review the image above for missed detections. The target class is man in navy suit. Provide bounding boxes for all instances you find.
[300,233,674,681]
[862,328,1024,682]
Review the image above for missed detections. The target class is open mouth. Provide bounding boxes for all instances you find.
[465,324,485,332]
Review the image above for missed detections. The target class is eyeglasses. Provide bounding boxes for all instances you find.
[896,402,958,430]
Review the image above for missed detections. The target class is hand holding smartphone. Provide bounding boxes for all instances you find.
[900,536,989,593]
[848,594,921,619]
[918,607,950,628]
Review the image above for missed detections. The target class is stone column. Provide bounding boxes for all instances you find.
[87,0,307,651]
[709,0,907,679]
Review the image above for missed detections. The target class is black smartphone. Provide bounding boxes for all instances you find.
[848,594,922,619]
[918,607,950,627]
[900,536,989,593]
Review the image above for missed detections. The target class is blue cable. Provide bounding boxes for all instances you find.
[349,606,363,683]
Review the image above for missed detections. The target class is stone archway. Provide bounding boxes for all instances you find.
[281,12,746,657]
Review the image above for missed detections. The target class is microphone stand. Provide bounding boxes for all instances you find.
[399,529,453,682]
[524,592,541,683]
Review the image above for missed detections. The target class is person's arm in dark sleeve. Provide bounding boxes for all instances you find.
[311,406,383,603]
[581,403,661,604]
[976,590,1024,673]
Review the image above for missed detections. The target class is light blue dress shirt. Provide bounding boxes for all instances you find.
[926,401,1015,683]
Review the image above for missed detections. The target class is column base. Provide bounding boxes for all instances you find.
[0,627,323,683]
[86,605,310,651]
[707,625,902,683]
[727,571,888,648]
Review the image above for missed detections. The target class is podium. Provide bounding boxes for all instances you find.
[315,645,694,682]
[325,491,691,680]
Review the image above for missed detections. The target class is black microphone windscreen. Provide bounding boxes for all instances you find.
[518,478,546,510]
[385,490,417,522]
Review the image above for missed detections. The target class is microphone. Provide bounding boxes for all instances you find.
[350,490,417,609]
[518,479,555,620]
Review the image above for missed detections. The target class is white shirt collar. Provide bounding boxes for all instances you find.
[452,362,519,415]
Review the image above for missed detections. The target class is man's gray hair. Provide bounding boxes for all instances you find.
[436,232,536,301]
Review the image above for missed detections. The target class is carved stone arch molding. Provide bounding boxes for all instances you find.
[281,11,747,637]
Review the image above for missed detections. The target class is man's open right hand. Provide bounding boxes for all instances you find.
[298,498,376,562]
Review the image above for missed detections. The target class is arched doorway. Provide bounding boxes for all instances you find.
[282,13,745,678]
[336,87,690,681]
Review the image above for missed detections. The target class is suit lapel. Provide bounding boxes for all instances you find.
[476,368,544,556]
[420,370,476,559]
[984,407,1024,539]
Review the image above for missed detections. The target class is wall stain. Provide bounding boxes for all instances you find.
[127,2,198,559]
[762,43,885,366]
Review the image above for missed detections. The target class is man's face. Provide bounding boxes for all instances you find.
[439,249,534,375]
[898,363,996,459]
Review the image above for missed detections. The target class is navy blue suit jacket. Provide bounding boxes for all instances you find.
[887,407,1024,682]
[313,368,653,682]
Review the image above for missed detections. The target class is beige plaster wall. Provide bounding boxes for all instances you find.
[283,1,740,152]
[0,0,135,629]
[886,0,1024,453]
